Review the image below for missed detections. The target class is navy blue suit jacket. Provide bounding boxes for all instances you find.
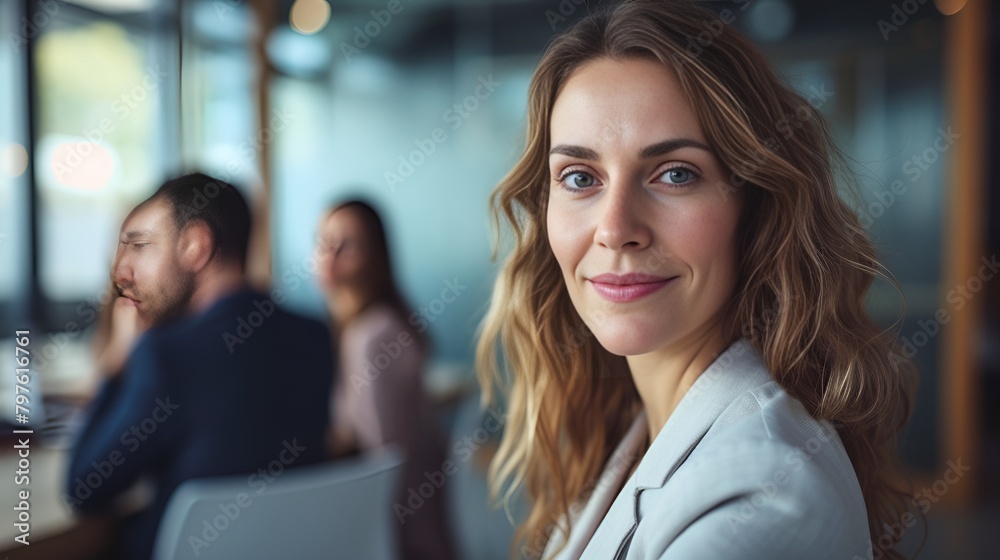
[66,289,334,560]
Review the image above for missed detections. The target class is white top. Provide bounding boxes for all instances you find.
[542,338,872,559]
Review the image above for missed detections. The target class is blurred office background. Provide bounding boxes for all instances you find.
[0,0,996,558]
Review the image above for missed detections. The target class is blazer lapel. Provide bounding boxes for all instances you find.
[554,338,774,559]
[545,410,648,559]
[634,338,773,492]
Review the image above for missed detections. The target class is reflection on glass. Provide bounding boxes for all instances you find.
[0,1,27,309]
[36,19,162,300]
[182,0,258,189]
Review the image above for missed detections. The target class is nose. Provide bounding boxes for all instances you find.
[314,243,339,283]
[593,178,652,251]
[317,243,340,265]
[111,246,131,288]
[315,242,330,262]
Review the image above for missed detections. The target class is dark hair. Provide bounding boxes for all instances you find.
[150,172,252,269]
[325,199,427,350]
[333,200,393,290]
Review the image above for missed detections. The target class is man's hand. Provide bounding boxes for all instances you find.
[96,297,147,378]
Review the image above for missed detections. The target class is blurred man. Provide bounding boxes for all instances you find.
[65,173,334,560]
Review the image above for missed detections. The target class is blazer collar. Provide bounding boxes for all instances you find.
[632,337,772,491]
[543,338,772,559]
[547,409,649,558]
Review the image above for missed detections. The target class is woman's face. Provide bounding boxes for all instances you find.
[546,57,743,357]
[316,208,370,296]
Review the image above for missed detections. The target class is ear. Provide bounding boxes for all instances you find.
[177,222,214,273]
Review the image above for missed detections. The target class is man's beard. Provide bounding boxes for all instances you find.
[122,273,196,328]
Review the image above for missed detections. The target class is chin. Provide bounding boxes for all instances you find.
[589,320,674,357]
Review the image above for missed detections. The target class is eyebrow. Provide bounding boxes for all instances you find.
[121,230,154,241]
[549,144,599,160]
[639,138,712,158]
[549,138,713,160]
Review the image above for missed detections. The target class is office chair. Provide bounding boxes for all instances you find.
[151,445,404,560]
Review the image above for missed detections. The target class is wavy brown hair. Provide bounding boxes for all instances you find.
[475,1,921,558]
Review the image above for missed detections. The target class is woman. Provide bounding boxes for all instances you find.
[316,200,455,560]
[475,1,921,559]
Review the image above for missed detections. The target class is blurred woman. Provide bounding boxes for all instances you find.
[476,1,920,559]
[317,200,455,560]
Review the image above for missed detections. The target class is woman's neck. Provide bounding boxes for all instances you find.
[328,288,370,326]
[626,318,732,447]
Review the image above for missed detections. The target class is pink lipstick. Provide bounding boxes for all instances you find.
[588,273,676,303]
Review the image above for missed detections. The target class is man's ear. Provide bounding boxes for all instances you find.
[177,222,214,273]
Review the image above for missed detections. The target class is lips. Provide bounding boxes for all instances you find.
[587,273,677,303]
[118,291,140,306]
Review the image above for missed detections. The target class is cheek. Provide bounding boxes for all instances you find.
[667,199,742,284]
[546,201,586,280]
[151,254,182,287]
[336,255,365,278]
[132,255,155,281]
[320,257,335,278]
[315,258,332,284]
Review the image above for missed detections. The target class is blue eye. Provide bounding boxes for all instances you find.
[561,171,598,190]
[658,167,697,185]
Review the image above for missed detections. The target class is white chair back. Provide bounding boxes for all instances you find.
[152,446,404,560]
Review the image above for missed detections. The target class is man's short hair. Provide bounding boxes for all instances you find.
[149,173,252,269]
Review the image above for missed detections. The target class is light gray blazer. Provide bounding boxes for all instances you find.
[543,338,872,559]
